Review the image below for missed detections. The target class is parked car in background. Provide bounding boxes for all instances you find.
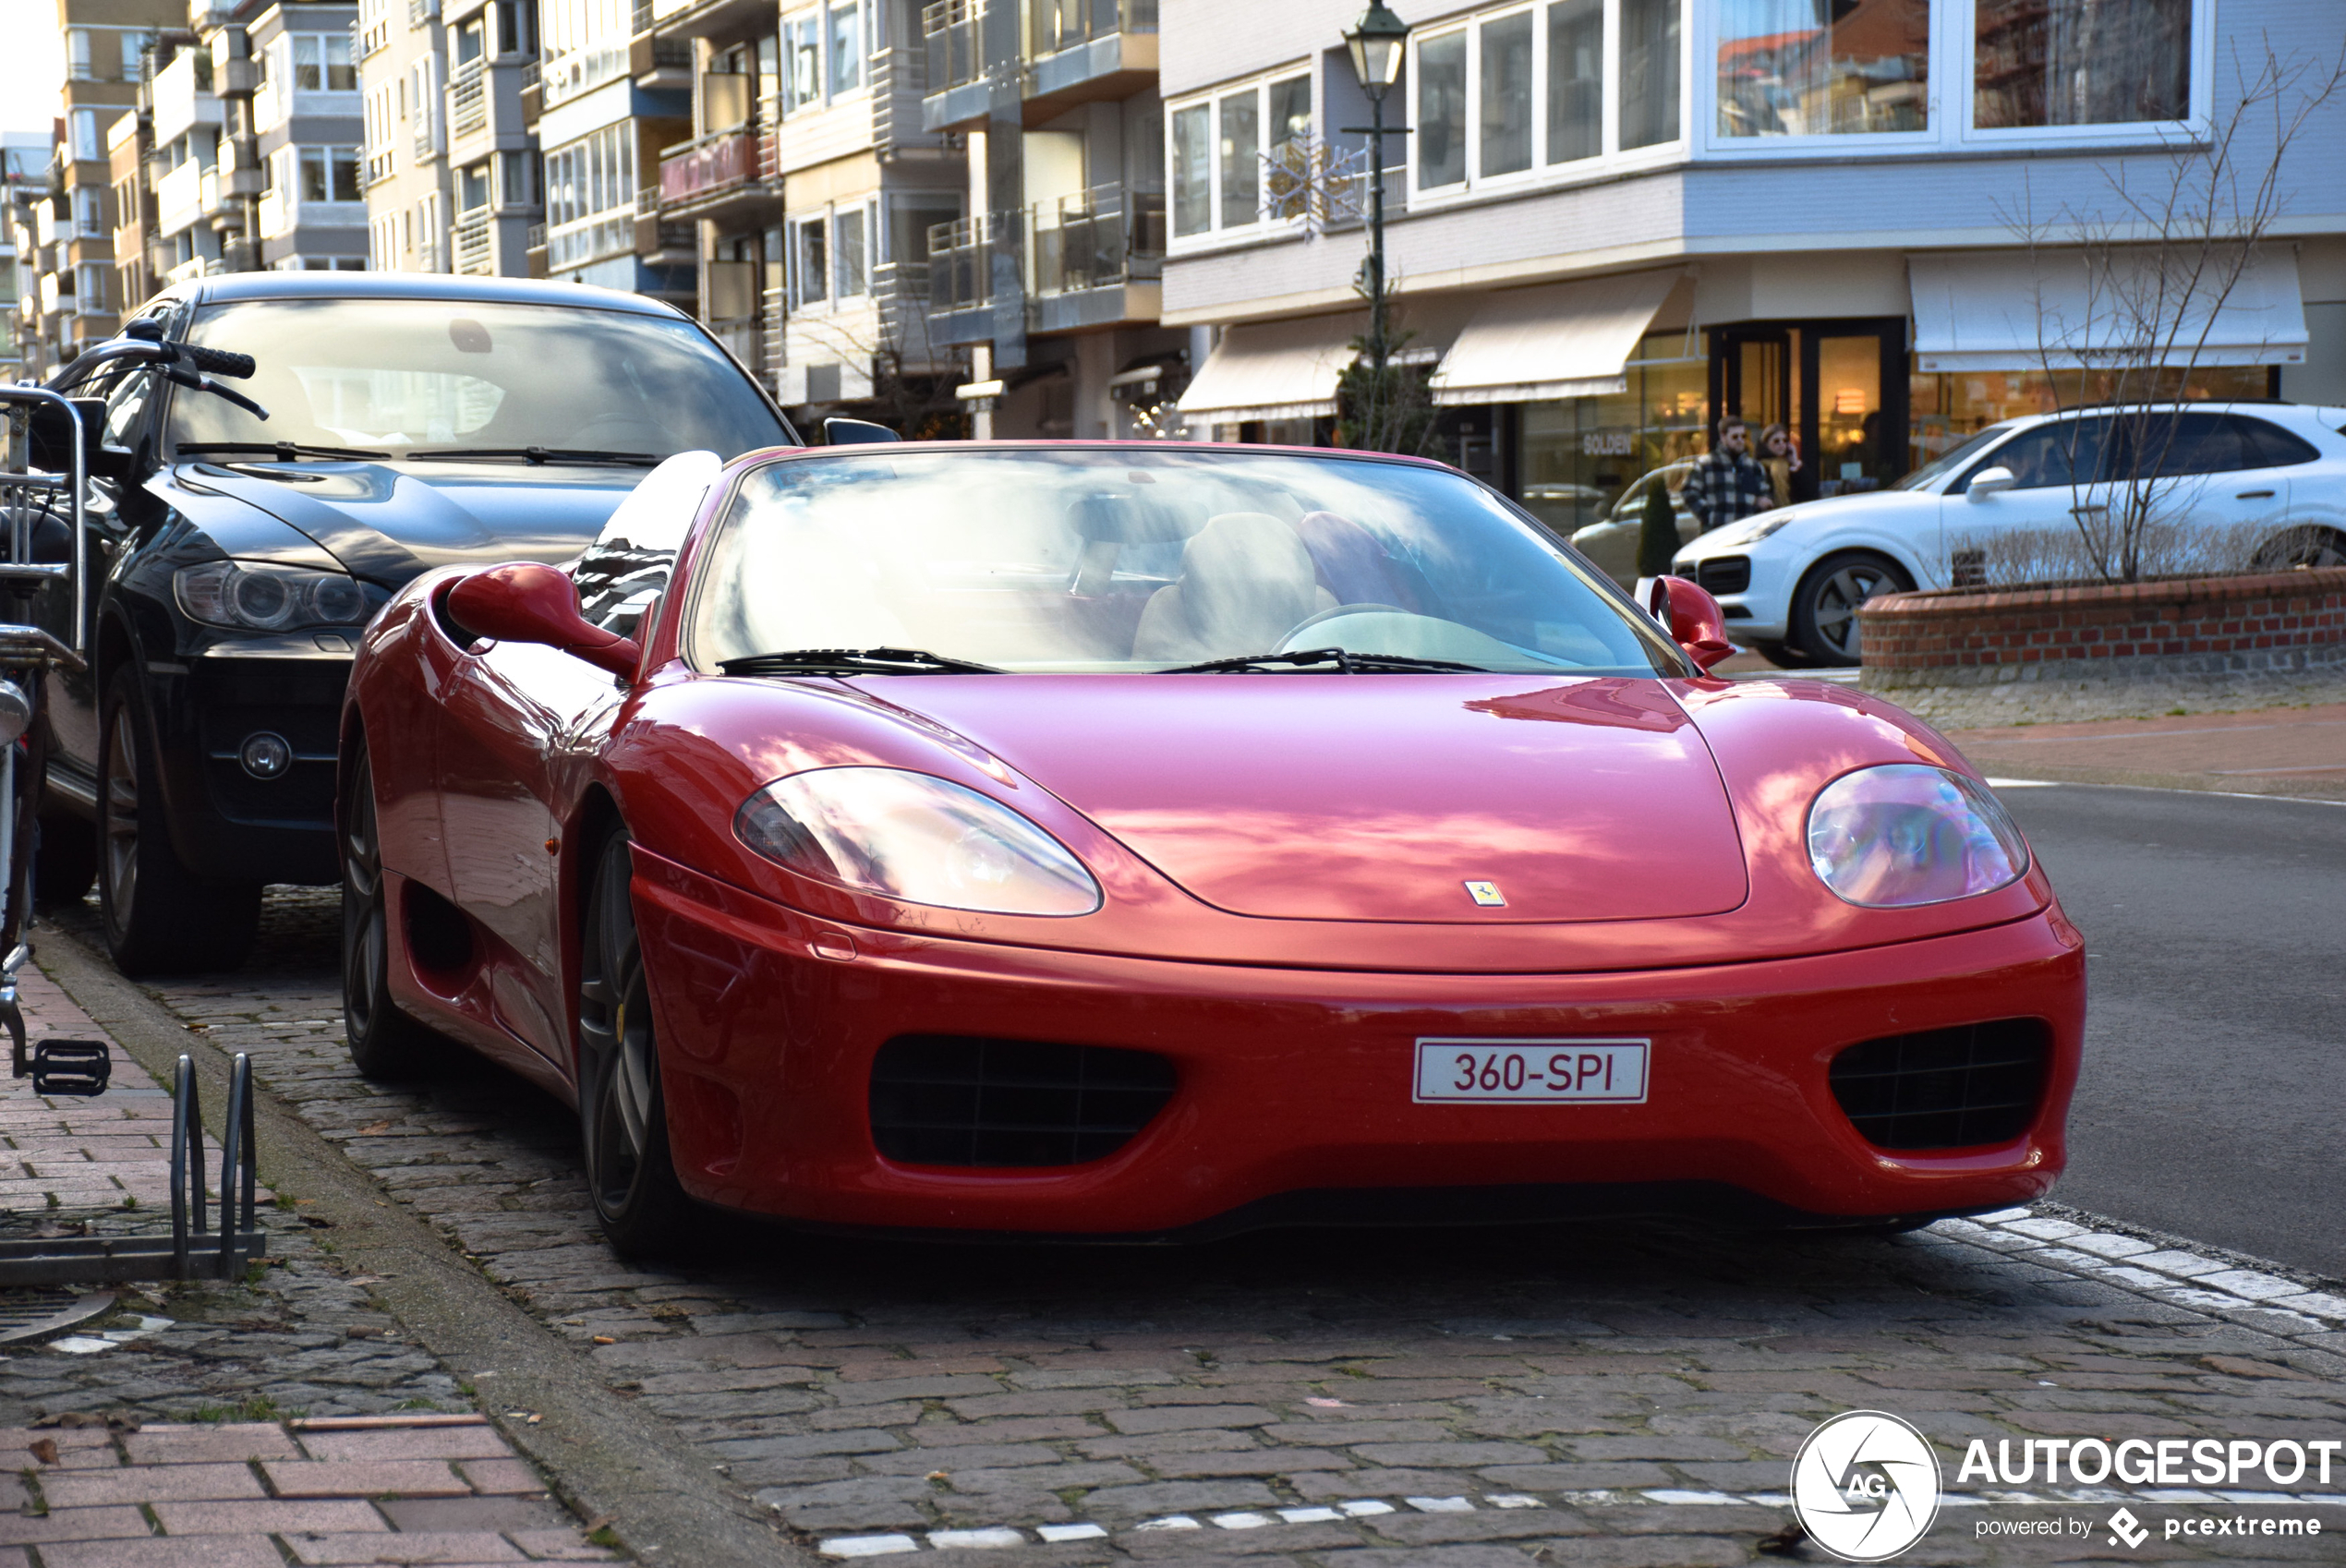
[1568,461,1698,588]
[1671,404,2346,667]
[34,273,794,974]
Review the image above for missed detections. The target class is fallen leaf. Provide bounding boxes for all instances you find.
[355,1121,394,1137]
[926,1470,949,1481]
[1304,1397,1350,1408]
[591,1335,616,1345]
[27,1440,57,1465]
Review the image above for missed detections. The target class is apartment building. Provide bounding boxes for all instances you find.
[919,0,1182,437]
[525,0,687,301]
[1163,0,2346,537]
[357,0,454,270]
[4,132,54,376]
[28,0,179,365]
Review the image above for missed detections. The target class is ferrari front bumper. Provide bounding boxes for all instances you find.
[630,850,2085,1237]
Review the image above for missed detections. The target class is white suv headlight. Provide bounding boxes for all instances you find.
[736,766,1102,916]
[1808,766,2030,908]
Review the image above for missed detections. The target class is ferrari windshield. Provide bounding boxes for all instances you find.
[168,298,787,460]
[689,448,1687,675]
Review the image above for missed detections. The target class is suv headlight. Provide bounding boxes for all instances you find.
[1807,765,2030,908]
[175,560,387,632]
[736,766,1102,917]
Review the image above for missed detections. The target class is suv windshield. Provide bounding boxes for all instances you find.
[690,449,1687,676]
[168,297,787,459]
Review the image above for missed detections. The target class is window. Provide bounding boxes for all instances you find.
[792,216,828,307]
[785,10,821,111]
[293,34,357,91]
[834,205,868,296]
[1217,90,1258,225]
[457,163,490,212]
[122,31,152,79]
[1717,0,1927,138]
[76,263,109,312]
[1170,103,1209,237]
[74,187,105,237]
[299,146,364,202]
[543,125,635,266]
[1481,11,1534,176]
[68,29,92,79]
[828,1,863,94]
[71,110,102,163]
[1418,30,1468,187]
[454,19,485,66]
[1973,0,2190,129]
[495,151,538,208]
[1957,417,2110,492]
[1618,0,1677,150]
[1547,0,1600,164]
[1265,75,1312,218]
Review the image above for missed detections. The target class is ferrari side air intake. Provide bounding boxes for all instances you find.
[869,1036,1178,1168]
[1828,1019,2050,1152]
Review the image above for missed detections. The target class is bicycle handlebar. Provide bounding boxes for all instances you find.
[180,344,256,380]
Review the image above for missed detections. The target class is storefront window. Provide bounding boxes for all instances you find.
[1716,0,1928,138]
[1546,0,1602,163]
[1618,0,1679,149]
[1974,0,2191,128]
[1905,365,2271,474]
[1517,330,1709,537]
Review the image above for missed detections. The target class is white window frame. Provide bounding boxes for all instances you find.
[780,0,872,117]
[1164,64,1313,252]
[1952,0,2211,151]
[1694,0,1938,158]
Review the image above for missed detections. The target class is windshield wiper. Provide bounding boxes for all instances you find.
[720,647,1006,677]
[1160,646,1488,674]
[408,446,661,466]
[177,440,391,462]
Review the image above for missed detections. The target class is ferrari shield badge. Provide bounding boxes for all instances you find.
[1464,880,1507,908]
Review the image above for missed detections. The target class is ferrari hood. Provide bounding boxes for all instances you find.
[897,677,1749,923]
[167,460,639,585]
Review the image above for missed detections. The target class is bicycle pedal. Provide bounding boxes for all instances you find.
[30,1039,110,1098]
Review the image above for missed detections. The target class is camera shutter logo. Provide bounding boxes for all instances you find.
[1791,1410,1942,1562]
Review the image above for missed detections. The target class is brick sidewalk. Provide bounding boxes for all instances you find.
[1944,702,2346,792]
[0,1414,617,1565]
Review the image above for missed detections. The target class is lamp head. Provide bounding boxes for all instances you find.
[1345,1,1409,98]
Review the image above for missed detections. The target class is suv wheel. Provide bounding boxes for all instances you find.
[98,668,261,975]
[1788,552,1914,667]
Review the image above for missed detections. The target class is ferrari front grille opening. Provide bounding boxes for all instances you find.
[869,1035,1178,1168]
[1828,1019,2050,1152]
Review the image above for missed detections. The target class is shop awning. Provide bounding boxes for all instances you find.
[1429,270,1685,406]
[1910,250,2309,372]
[1179,312,1366,425]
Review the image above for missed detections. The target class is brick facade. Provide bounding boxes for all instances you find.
[1857,568,2346,673]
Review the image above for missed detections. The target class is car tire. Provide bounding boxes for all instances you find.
[2250,525,2345,571]
[577,830,695,1258]
[97,668,261,975]
[341,733,451,1080]
[33,812,96,910]
[1787,552,1914,667]
[1748,639,1822,670]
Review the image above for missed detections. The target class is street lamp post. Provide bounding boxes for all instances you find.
[1343,3,1409,383]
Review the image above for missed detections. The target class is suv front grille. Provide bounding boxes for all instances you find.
[869,1036,1178,1168]
[1828,1019,2049,1151]
[1697,556,1752,596]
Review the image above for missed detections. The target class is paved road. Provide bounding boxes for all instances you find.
[1996,783,2346,1278]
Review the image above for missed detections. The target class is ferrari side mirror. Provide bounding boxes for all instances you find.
[446,561,642,681]
[1651,576,1736,673]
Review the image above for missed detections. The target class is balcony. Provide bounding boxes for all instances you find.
[657,127,779,218]
[920,0,989,133]
[650,0,779,43]
[633,187,694,265]
[630,35,691,90]
[1025,0,1156,122]
[539,44,628,110]
[215,57,259,98]
[926,186,1164,344]
[156,160,204,238]
[448,60,488,139]
[151,51,224,149]
[453,206,493,274]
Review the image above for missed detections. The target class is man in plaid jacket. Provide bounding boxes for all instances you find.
[1680,416,1773,534]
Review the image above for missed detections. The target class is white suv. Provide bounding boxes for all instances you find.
[1669,403,2346,666]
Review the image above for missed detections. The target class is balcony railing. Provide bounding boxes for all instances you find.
[453,207,492,273]
[408,0,434,24]
[545,210,633,269]
[1029,0,1155,58]
[657,127,774,207]
[448,60,487,138]
[540,43,627,109]
[1033,183,1161,296]
[925,211,997,313]
[921,0,983,94]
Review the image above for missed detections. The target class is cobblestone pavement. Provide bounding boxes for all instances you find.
[34,891,2346,1565]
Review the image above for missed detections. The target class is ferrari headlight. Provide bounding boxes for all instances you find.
[175,560,386,633]
[1807,765,2029,908]
[736,766,1102,917]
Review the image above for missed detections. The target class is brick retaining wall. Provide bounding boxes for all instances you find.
[1856,567,2346,679]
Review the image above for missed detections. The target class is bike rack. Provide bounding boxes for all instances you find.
[0,1054,268,1287]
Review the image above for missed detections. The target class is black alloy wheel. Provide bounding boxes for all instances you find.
[97,667,261,975]
[1788,551,1914,667]
[577,830,693,1256]
[2251,525,2346,572]
[341,733,447,1079]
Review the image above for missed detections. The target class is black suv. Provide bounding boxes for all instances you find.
[34,272,793,973]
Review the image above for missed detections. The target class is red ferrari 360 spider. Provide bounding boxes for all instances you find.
[338,441,2083,1254]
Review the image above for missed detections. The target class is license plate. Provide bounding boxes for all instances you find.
[1413,1038,1650,1104]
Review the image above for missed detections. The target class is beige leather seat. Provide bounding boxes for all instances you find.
[1131,512,1336,662]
